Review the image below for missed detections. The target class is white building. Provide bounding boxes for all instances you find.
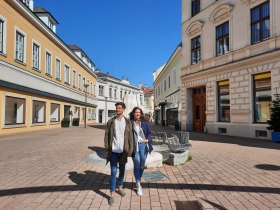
[95,70,145,123]
[154,44,182,127]
[181,0,280,139]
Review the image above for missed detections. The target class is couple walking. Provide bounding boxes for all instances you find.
[104,102,153,205]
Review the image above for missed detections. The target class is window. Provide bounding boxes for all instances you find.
[108,110,116,118]
[87,80,90,93]
[50,103,60,122]
[64,65,70,84]
[48,20,53,31]
[164,80,166,91]
[114,89,117,99]
[251,1,270,44]
[191,36,201,64]
[56,59,61,80]
[46,52,52,75]
[253,72,271,123]
[32,43,40,69]
[99,85,104,96]
[0,19,4,53]
[218,80,230,122]
[216,22,229,56]
[192,0,200,17]
[15,31,25,62]
[83,78,86,90]
[109,87,112,98]
[88,109,92,120]
[120,90,123,99]
[168,76,171,88]
[32,100,46,123]
[73,70,76,87]
[90,82,93,95]
[78,74,81,89]
[5,96,25,125]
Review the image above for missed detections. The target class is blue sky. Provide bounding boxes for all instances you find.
[37,0,181,87]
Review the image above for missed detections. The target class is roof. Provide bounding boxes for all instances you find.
[95,72,121,82]
[68,45,95,66]
[34,7,59,24]
[141,86,154,94]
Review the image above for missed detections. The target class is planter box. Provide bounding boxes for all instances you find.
[272,132,280,143]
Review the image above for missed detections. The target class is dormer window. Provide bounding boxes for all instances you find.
[48,20,54,31]
[22,0,30,7]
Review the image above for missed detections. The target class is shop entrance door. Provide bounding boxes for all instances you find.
[192,87,206,132]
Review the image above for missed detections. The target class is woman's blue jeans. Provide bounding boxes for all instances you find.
[133,143,148,184]
[110,152,126,192]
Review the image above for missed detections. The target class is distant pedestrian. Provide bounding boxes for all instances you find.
[104,102,133,205]
[130,107,153,196]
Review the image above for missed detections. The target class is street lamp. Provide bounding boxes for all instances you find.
[104,96,108,124]
[84,83,89,128]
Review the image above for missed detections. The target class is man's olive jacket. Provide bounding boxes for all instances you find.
[104,116,134,165]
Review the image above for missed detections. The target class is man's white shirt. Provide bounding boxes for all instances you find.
[112,116,126,153]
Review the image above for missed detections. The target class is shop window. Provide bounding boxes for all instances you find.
[218,80,230,122]
[32,100,46,123]
[50,103,60,122]
[253,72,271,123]
[5,96,25,125]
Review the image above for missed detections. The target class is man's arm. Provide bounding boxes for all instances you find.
[104,121,110,151]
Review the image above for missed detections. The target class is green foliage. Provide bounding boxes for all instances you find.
[267,94,280,132]
[72,118,80,126]
[61,117,70,127]
[188,154,192,161]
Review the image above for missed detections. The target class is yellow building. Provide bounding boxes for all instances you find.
[0,0,97,135]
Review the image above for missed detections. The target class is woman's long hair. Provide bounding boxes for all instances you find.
[129,107,146,121]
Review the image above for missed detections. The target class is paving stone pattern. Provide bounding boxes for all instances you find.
[0,124,279,209]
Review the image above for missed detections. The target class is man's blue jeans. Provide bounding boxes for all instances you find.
[133,143,148,184]
[110,152,126,192]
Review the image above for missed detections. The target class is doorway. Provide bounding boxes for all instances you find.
[99,110,103,123]
[192,87,206,132]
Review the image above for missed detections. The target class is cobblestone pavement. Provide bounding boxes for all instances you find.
[0,124,280,210]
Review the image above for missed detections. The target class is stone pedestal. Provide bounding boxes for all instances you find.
[126,152,163,170]
[167,149,189,166]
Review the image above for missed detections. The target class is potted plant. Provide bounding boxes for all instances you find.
[61,117,70,128]
[72,118,80,126]
[267,94,280,143]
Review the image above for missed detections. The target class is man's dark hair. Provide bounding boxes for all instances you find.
[115,102,126,109]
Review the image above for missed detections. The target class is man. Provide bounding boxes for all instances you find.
[104,102,133,205]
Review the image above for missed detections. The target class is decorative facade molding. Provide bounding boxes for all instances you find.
[209,4,233,24]
[240,0,262,6]
[186,20,204,37]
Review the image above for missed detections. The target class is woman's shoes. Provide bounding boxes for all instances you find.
[137,186,143,196]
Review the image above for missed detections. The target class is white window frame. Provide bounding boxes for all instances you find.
[64,64,70,84]
[32,39,41,71]
[45,49,52,76]
[55,57,61,80]
[14,27,26,63]
[73,70,77,87]
[0,16,7,55]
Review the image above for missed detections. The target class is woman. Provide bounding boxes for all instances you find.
[129,107,153,196]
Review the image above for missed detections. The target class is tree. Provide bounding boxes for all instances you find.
[267,94,280,132]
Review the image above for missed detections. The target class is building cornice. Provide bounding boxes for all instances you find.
[8,0,96,79]
[181,49,280,82]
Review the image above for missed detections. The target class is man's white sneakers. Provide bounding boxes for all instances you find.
[137,186,143,196]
